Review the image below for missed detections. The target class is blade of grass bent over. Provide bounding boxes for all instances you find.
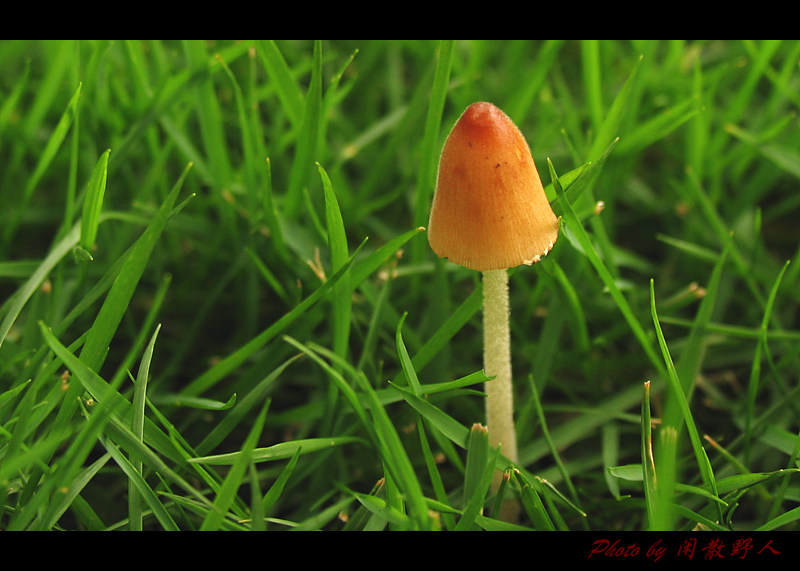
[79,162,191,372]
[655,246,729,530]
[745,259,791,461]
[183,225,420,399]
[0,222,80,351]
[550,158,665,380]
[528,374,582,508]
[194,354,301,456]
[650,279,723,525]
[44,163,191,450]
[284,336,432,530]
[396,312,457,528]
[3,165,191,516]
[182,239,366,398]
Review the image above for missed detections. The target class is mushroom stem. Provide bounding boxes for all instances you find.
[482,268,518,472]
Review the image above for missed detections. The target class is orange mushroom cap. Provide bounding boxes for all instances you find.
[427,102,559,271]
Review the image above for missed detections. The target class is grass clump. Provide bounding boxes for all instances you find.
[1,40,799,532]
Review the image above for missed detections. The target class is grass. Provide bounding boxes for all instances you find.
[1,39,799,532]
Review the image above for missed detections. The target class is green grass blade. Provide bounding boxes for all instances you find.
[200,400,270,531]
[79,162,190,371]
[528,374,582,508]
[348,487,413,528]
[129,323,161,531]
[182,239,365,398]
[41,452,111,531]
[191,436,363,466]
[4,83,81,243]
[650,279,723,525]
[514,469,555,531]
[103,438,179,531]
[395,313,422,395]
[194,355,300,456]
[581,40,604,133]
[455,423,495,531]
[550,158,665,379]
[284,40,322,218]
[641,380,665,530]
[411,39,454,260]
[184,41,232,189]
[38,322,187,466]
[0,223,80,351]
[356,371,432,531]
[745,259,791,459]
[654,246,729,530]
[389,381,471,450]
[256,40,305,129]
[77,149,110,258]
[319,163,351,364]
[756,504,800,531]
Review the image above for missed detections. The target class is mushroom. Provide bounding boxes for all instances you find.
[428,101,558,485]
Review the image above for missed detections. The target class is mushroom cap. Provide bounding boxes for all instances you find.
[427,102,559,271]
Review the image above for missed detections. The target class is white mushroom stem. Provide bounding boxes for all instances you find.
[482,268,518,473]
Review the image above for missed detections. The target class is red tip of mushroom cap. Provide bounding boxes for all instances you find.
[427,102,559,271]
